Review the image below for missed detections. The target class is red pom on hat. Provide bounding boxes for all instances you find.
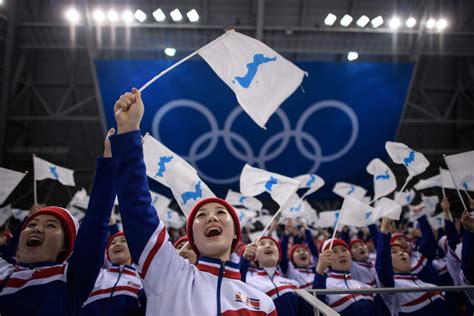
[186,197,241,257]
[22,206,78,263]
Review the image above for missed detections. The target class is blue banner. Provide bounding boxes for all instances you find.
[95,60,414,200]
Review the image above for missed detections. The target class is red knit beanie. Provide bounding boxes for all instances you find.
[321,238,350,253]
[390,233,409,244]
[22,206,78,263]
[258,236,282,262]
[289,244,310,264]
[173,235,189,249]
[186,197,241,257]
[349,239,366,248]
[106,232,125,261]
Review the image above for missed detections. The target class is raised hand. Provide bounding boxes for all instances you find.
[285,218,294,236]
[316,249,333,274]
[243,242,257,261]
[380,217,393,234]
[461,210,474,233]
[113,88,144,134]
[103,128,115,158]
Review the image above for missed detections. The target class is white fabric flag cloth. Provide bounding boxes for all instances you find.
[162,161,215,217]
[252,214,273,227]
[0,205,12,226]
[33,156,75,186]
[159,208,186,229]
[294,174,325,199]
[11,207,28,221]
[394,189,415,207]
[235,207,258,228]
[225,189,263,211]
[373,198,402,221]
[240,164,300,207]
[150,191,172,214]
[318,210,341,228]
[338,196,376,227]
[413,169,458,191]
[366,158,397,201]
[421,194,439,215]
[143,133,196,187]
[69,206,85,222]
[429,213,445,230]
[198,30,307,128]
[444,151,474,190]
[0,167,26,205]
[67,188,89,210]
[332,182,367,200]
[281,194,306,219]
[385,142,429,177]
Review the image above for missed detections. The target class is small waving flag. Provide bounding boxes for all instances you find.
[444,151,474,190]
[385,142,429,177]
[150,191,172,214]
[198,30,307,128]
[373,197,402,221]
[317,210,341,228]
[421,194,439,215]
[338,196,376,227]
[294,174,325,199]
[225,189,263,211]
[332,182,367,200]
[366,158,397,201]
[33,156,75,186]
[240,164,299,207]
[0,167,26,205]
[394,189,415,207]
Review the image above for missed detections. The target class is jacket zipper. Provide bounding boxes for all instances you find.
[110,266,124,298]
[216,262,225,316]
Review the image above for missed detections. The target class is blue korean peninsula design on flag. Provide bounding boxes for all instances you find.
[95,60,414,199]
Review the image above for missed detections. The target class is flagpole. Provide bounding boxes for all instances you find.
[329,211,342,250]
[33,154,37,204]
[443,154,468,210]
[439,167,446,199]
[114,49,201,116]
[395,175,412,205]
[257,207,282,243]
[177,241,189,255]
[463,189,472,200]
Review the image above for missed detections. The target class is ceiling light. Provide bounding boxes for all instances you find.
[107,10,119,23]
[153,8,166,22]
[92,9,105,23]
[436,19,447,31]
[347,51,358,61]
[164,47,176,57]
[170,9,183,22]
[389,16,401,29]
[356,15,370,27]
[340,14,353,27]
[134,9,147,23]
[65,7,80,24]
[406,17,416,28]
[426,18,436,29]
[324,13,337,26]
[187,9,199,22]
[371,16,384,28]
[122,10,134,23]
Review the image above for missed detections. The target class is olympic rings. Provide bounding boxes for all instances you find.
[151,99,358,184]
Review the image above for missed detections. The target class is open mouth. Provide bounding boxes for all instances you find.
[300,255,308,261]
[264,249,274,255]
[180,253,189,259]
[26,236,43,247]
[112,248,124,254]
[359,250,366,255]
[205,227,222,238]
[339,259,348,265]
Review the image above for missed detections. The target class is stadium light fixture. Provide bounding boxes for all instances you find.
[347,51,358,61]
[426,18,436,29]
[340,14,353,27]
[153,8,166,22]
[170,9,183,22]
[406,17,416,28]
[187,9,199,22]
[92,9,105,23]
[436,19,447,31]
[164,47,176,57]
[324,13,337,26]
[65,7,80,24]
[134,9,147,23]
[107,9,119,23]
[389,16,401,29]
[356,15,370,27]
[371,16,383,28]
[122,10,134,24]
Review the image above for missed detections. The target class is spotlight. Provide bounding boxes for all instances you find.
[153,8,166,22]
[170,9,183,22]
[164,48,176,57]
[122,10,134,23]
[389,16,401,29]
[134,9,147,23]
[356,15,370,27]
[436,19,447,31]
[347,51,358,61]
[92,9,105,23]
[406,17,416,28]
[65,7,80,24]
[371,16,383,28]
[187,9,199,22]
[426,18,436,29]
[340,14,353,27]
[324,13,337,26]
[107,10,119,23]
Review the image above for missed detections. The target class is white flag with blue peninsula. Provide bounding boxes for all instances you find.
[294,174,325,199]
[162,161,215,216]
[394,189,415,207]
[385,142,429,177]
[332,182,367,200]
[0,167,26,205]
[198,30,307,128]
[143,133,196,187]
[317,210,341,229]
[444,151,474,190]
[33,156,75,186]
[225,189,263,211]
[338,196,376,227]
[373,197,402,221]
[150,191,172,214]
[240,164,300,207]
[366,158,397,201]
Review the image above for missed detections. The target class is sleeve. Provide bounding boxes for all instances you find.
[312,272,327,302]
[445,220,459,251]
[340,228,350,245]
[375,232,394,288]
[280,234,290,275]
[305,229,319,259]
[239,257,250,282]
[109,223,120,236]
[461,230,474,284]
[417,215,437,260]
[4,217,28,261]
[67,157,116,305]
[110,131,191,295]
[368,224,379,248]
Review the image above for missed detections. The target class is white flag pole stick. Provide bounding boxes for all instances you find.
[463,189,472,200]
[395,175,413,205]
[257,207,282,243]
[177,241,189,255]
[114,49,201,116]
[329,211,342,251]
[443,155,468,210]
[33,154,38,204]
[439,167,446,199]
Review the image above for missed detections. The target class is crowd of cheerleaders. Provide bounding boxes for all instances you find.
[1,89,474,316]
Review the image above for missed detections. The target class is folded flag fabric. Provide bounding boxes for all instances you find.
[225,189,263,211]
[373,197,402,221]
[421,194,439,215]
[394,189,416,207]
[294,174,325,199]
[143,133,196,187]
[162,161,215,217]
[150,191,172,214]
[317,210,341,229]
[0,167,26,205]
[332,182,367,200]
[0,205,12,226]
[240,164,299,207]
[198,30,307,128]
[444,150,474,190]
[338,196,376,227]
[385,141,429,177]
[366,158,397,201]
[33,156,75,186]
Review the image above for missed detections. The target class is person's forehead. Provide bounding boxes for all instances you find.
[32,214,60,223]
[112,235,127,242]
[198,202,227,212]
[333,245,347,251]
[259,239,276,247]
